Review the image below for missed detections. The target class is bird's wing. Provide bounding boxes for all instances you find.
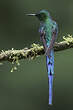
[39,27,47,52]
[49,26,58,48]
[45,24,58,57]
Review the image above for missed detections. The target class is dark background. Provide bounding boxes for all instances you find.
[0,0,73,110]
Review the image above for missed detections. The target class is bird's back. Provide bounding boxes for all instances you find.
[39,19,58,46]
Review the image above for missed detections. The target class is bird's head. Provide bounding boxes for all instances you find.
[26,10,51,22]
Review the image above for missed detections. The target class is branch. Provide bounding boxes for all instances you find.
[0,35,73,63]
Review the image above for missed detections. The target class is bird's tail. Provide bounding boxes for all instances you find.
[46,49,54,105]
[48,75,53,105]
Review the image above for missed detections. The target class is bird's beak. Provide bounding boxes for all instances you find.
[26,14,36,16]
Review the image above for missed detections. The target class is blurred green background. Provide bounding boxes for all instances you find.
[0,0,73,110]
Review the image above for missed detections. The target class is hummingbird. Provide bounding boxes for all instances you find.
[26,10,58,105]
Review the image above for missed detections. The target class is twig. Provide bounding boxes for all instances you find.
[0,35,73,62]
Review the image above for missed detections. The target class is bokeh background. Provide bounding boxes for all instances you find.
[0,0,73,110]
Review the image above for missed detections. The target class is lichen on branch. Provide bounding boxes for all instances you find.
[0,34,73,63]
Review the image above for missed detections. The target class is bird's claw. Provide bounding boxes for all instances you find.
[45,47,51,58]
[45,51,51,58]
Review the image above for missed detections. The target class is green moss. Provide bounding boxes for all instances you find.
[10,55,20,72]
[63,34,73,45]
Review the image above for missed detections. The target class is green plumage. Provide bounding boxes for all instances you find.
[39,17,58,46]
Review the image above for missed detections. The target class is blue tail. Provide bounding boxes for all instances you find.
[46,49,54,105]
[48,75,53,105]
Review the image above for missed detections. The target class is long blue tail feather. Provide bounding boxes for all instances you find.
[46,49,54,105]
[48,75,53,105]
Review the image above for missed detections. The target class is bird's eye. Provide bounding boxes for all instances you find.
[41,13,46,18]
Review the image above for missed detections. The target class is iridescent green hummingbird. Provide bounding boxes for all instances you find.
[26,10,58,105]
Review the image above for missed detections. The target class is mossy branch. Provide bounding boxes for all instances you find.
[0,35,73,63]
